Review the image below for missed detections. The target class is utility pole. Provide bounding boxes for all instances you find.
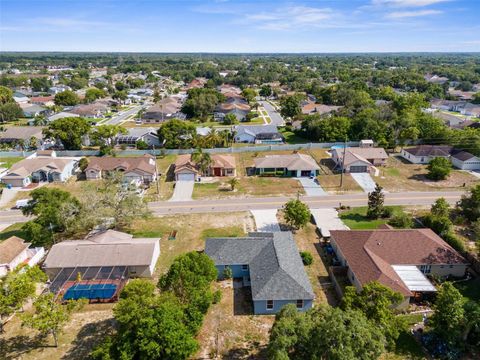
[339,136,347,188]
[152,145,160,195]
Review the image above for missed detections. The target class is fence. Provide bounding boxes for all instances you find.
[1,141,360,158]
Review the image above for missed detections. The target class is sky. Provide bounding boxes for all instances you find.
[0,0,479,53]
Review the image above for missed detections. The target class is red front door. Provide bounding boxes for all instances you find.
[214,167,222,176]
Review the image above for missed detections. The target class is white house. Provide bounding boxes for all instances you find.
[401,145,453,164]
[451,150,480,170]
[0,236,45,277]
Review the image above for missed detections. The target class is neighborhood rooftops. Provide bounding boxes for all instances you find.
[403,145,453,157]
[205,232,314,301]
[44,229,160,268]
[330,229,468,296]
[0,126,44,142]
[254,153,320,171]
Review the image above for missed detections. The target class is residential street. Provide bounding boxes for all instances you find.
[148,191,463,215]
[0,191,464,224]
[259,101,285,126]
[102,105,145,125]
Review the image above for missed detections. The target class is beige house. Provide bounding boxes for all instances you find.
[174,154,236,181]
[330,229,469,309]
[85,155,157,185]
[331,147,388,173]
[43,230,160,279]
[1,151,78,187]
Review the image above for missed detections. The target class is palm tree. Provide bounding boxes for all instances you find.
[205,129,221,148]
[191,148,213,175]
[228,177,239,191]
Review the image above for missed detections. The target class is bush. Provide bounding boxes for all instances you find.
[300,251,313,266]
[382,206,395,218]
[388,212,413,228]
[442,232,466,252]
[212,290,222,304]
[426,157,451,181]
[223,266,233,279]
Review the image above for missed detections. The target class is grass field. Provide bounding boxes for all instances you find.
[0,157,24,169]
[317,174,363,194]
[376,156,478,192]
[0,222,27,241]
[279,128,310,144]
[192,176,304,199]
[339,206,403,229]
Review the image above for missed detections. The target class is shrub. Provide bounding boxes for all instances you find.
[212,290,222,304]
[300,251,313,266]
[388,212,413,229]
[381,206,395,218]
[442,232,466,252]
[223,266,233,279]
[426,157,451,181]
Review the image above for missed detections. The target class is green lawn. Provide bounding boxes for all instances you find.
[200,226,245,240]
[339,206,402,229]
[454,276,480,302]
[0,157,24,169]
[0,222,27,241]
[279,128,310,144]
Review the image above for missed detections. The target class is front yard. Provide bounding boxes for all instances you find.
[376,156,478,192]
[192,177,304,199]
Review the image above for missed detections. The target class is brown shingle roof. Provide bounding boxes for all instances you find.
[86,155,156,175]
[0,126,44,141]
[403,145,453,157]
[0,236,30,264]
[174,154,235,174]
[330,229,468,296]
[333,147,388,167]
[4,157,75,179]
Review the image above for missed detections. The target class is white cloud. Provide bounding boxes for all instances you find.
[372,0,451,7]
[243,6,340,30]
[386,9,443,18]
[37,18,110,28]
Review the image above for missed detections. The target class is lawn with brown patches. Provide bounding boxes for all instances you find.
[0,304,115,360]
[317,174,363,194]
[376,156,478,192]
[192,176,304,200]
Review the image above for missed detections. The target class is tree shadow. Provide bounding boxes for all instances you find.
[165,164,175,182]
[61,318,116,360]
[338,212,369,224]
[222,342,268,359]
[0,334,47,360]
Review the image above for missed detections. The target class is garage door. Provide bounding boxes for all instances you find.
[177,173,195,181]
[350,166,368,173]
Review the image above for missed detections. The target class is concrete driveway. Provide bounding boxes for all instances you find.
[297,177,326,196]
[350,173,377,193]
[259,101,285,126]
[251,209,280,232]
[169,180,194,202]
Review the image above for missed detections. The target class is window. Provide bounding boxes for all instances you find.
[420,265,431,274]
[449,265,454,269]
[242,264,249,271]
[266,300,274,310]
[296,299,304,309]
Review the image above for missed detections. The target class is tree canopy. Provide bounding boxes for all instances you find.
[43,117,91,150]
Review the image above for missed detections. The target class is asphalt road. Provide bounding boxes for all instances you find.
[103,105,144,125]
[0,191,464,223]
[148,191,464,216]
[260,101,285,126]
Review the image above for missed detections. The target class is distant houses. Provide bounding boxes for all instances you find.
[205,232,315,314]
[0,126,45,149]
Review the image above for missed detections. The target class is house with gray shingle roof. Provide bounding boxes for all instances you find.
[205,232,314,314]
[234,124,283,144]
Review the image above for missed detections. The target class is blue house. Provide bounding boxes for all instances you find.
[205,232,315,315]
